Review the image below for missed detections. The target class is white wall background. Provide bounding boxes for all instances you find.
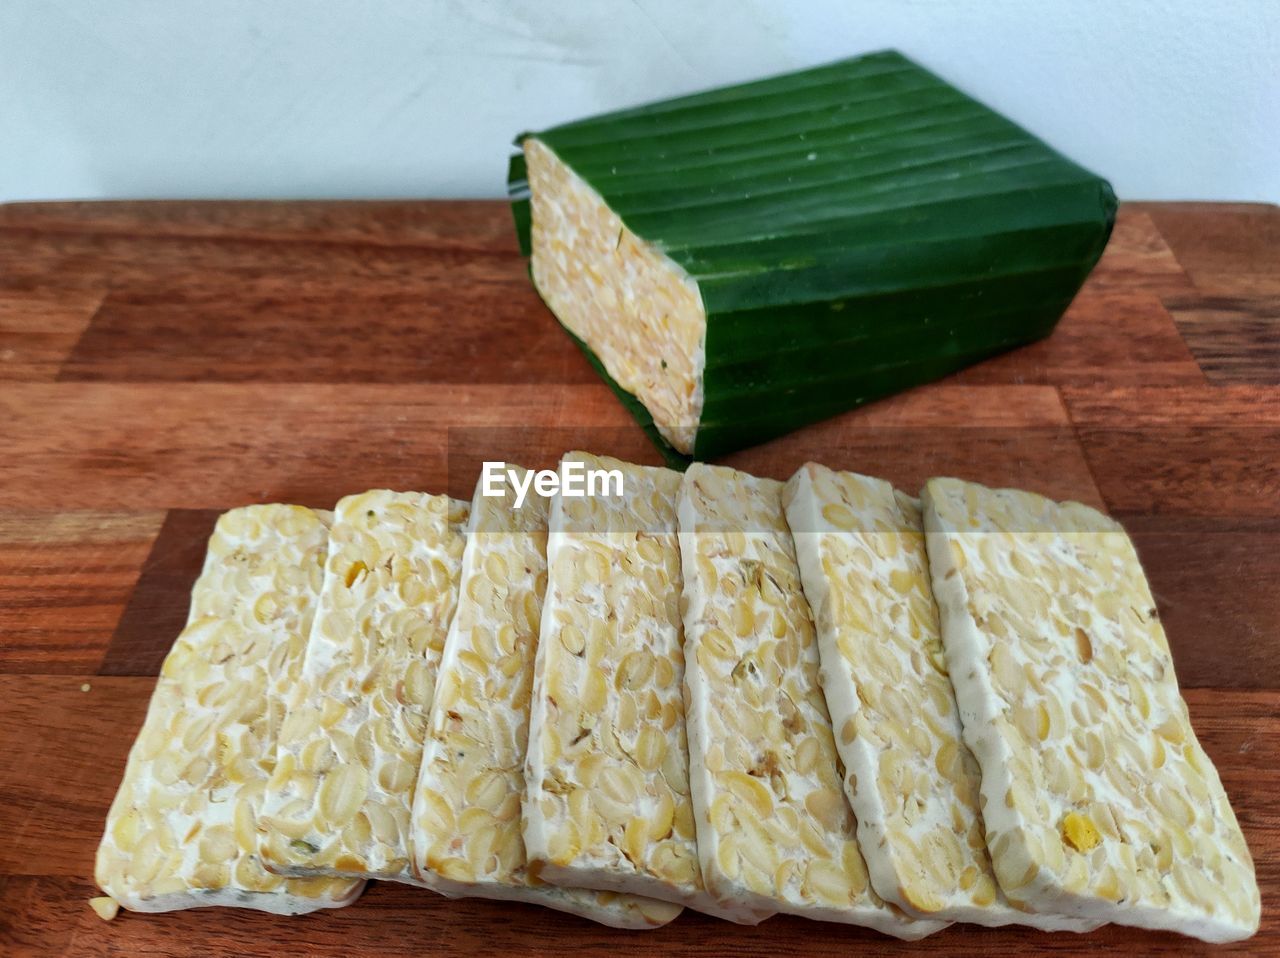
[2,0,1277,204]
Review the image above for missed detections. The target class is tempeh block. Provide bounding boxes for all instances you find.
[511,51,1115,462]
[523,452,753,922]
[678,463,943,939]
[783,463,1098,931]
[96,505,364,914]
[922,477,1260,943]
[259,491,468,883]
[413,465,682,929]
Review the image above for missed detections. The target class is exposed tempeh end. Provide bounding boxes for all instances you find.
[922,477,1260,943]
[258,491,468,884]
[783,463,1098,932]
[95,505,364,914]
[413,464,682,930]
[678,463,944,940]
[523,453,752,922]
[526,139,706,454]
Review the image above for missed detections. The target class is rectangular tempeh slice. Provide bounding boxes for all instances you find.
[413,465,682,930]
[523,452,754,922]
[258,491,468,883]
[922,477,1260,942]
[783,464,1098,931]
[678,463,943,939]
[96,505,364,914]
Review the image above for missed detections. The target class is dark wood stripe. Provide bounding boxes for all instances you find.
[99,510,219,676]
[1064,385,1280,517]
[0,383,645,510]
[58,280,594,385]
[0,512,162,674]
[1123,515,1280,688]
[0,289,104,382]
[1166,295,1280,385]
[0,199,520,251]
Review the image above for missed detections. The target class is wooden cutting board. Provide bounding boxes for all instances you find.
[0,199,1276,957]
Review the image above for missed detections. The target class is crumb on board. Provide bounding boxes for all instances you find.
[89,896,118,921]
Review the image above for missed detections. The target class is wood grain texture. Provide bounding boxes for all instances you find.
[721,384,1108,510]
[952,290,1205,386]
[0,383,637,510]
[0,290,104,381]
[1143,202,1280,296]
[0,677,146,878]
[58,283,596,384]
[0,199,1276,956]
[1063,385,1280,517]
[0,199,519,249]
[1166,295,1280,385]
[98,510,219,677]
[1087,210,1197,295]
[0,513,163,674]
[1126,516,1280,688]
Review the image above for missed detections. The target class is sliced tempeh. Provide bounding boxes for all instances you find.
[96,505,364,914]
[523,452,755,922]
[783,463,1099,931]
[259,491,468,883]
[413,464,682,929]
[922,477,1260,943]
[678,463,944,939]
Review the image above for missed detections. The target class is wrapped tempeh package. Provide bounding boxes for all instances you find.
[510,50,1116,462]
